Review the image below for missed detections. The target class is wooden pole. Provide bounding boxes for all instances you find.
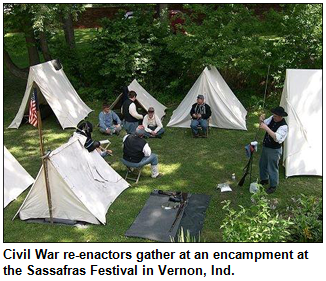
[35,86,53,224]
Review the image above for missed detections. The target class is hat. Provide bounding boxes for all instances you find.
[148,107,155,112]
[271,106,288,117]
[197,94,204,100]
[135,127,145,136]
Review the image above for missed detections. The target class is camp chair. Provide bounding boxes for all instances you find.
[121,159,143,184]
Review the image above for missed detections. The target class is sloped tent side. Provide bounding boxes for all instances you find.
[280,69,322,177]
[4,147,34,208]
[14,138,130,224]
[8,61,93,130]
[167,66,247,130]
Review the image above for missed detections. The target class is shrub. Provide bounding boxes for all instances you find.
[221,187,293,242]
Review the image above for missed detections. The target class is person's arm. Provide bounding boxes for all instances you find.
[154,115,163,133]
[112,111,121,125]
[274,125,288,143]
[98,112,107,130]
[143,115,152,133]
[202,104,211,119]
[129,103,143,120]
[143,143,152,157]
[190,104,196,118]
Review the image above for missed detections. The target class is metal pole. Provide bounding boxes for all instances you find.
[35,85,53,224]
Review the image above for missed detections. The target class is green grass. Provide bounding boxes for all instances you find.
[3,29,322,242]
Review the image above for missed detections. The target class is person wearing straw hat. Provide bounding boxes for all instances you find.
[258,106,288,194]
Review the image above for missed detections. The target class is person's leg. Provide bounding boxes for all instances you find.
[190,119,199,135]
[137,153,159,166]
[114,125,122,135]
[259,146,270,183]
[129,122,138,134]
[155,127,165,137]
[199,119,208,135]
[99,127,109,134]
[267,147,282,190]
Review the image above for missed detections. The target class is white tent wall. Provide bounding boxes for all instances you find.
[4,147,34,208]
[8,60,93,130]
[167,66,247,130]
[280,69,322,177]
[110,79,167,120]
[15,138,130,224]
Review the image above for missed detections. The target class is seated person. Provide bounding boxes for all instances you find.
[92,141,113,158]
[122,125,162,178]
[190,94,212,137]
[98,103,122,136]
[142,107,165,138]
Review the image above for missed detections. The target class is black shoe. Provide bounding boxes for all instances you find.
[266,186,276,194]
[259,179,269,185]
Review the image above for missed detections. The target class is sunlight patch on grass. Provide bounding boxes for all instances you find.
[160,163,182,175]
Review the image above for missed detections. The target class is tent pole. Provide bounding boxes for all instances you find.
[35,85,53,224]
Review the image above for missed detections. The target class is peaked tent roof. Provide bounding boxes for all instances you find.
[280,69,322,177]
[14,136,130,224]
[4,146,34,208]
[167,66,247,130]
[110,79,167,120]
[8,60,93,130]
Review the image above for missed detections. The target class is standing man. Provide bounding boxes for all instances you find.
[190,95,211,137]
[259,106,288,194]
[98,103,122,135]
[122,125,162,178]
[122,91,143,134]
[142,107,165,138]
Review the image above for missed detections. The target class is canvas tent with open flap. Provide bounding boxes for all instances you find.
[8,60,93,130]
[4,146,34,208]
[14,135,130,225]
[280,69,322,177]
[110,79,167,120]
[167,66,247,130]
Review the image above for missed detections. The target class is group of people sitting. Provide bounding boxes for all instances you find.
[76,89,288,194]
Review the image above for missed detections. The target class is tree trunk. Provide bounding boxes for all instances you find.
[4,49,29,79]
[39,31,52,61]
[25,29,40,66]
[62,12,75,49]
[157,4,169,19]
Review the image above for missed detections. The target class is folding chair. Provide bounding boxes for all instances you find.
[121,159,143,184]
[192,118,210,138]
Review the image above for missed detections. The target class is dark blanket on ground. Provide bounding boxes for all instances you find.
[125,190,210,242]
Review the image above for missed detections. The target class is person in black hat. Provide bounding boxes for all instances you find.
[258,106,288,194]
[190,94,211,137]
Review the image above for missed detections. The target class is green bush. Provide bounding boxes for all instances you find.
[221,187,293,242]
[287,195,322,242]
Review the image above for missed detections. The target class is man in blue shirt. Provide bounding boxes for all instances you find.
[98,103,122,135]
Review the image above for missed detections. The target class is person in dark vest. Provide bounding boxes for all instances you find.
[122,90,143,134]
[259,106,288,194]
[190,94,212,137]
[122,125,162,178]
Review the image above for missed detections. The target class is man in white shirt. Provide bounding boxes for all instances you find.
[259,106,288,194]
[142,107,165,138]
[122,91,143,134]
[122,126,162,178]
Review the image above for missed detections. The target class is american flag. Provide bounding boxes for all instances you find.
[29,89,38,127]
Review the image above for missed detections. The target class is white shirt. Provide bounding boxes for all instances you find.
[264,116,288,143]
[142,114,163,133]
[129,103,143,120]
[123,135,151,156]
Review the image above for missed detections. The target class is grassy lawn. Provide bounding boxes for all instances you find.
[3,30,322,242]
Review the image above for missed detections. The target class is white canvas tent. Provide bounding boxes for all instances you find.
[8,60,93,130]
[4,146,34,208]
[280,69,322,177]
[15,136,130,224]
[167,66,247,130]
[110,79,167,120]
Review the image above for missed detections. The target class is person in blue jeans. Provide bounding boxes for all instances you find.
[98,103,122,136]
[122,125,162,178]
[190,95,211,137]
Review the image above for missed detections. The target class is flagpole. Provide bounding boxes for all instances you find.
[34,86,53,224]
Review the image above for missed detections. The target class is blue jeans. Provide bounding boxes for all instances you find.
[123,121,139,134]
[259,146,282,187]
[122,153,158,168]
[144,126,165,138]
[191,119,208,135]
